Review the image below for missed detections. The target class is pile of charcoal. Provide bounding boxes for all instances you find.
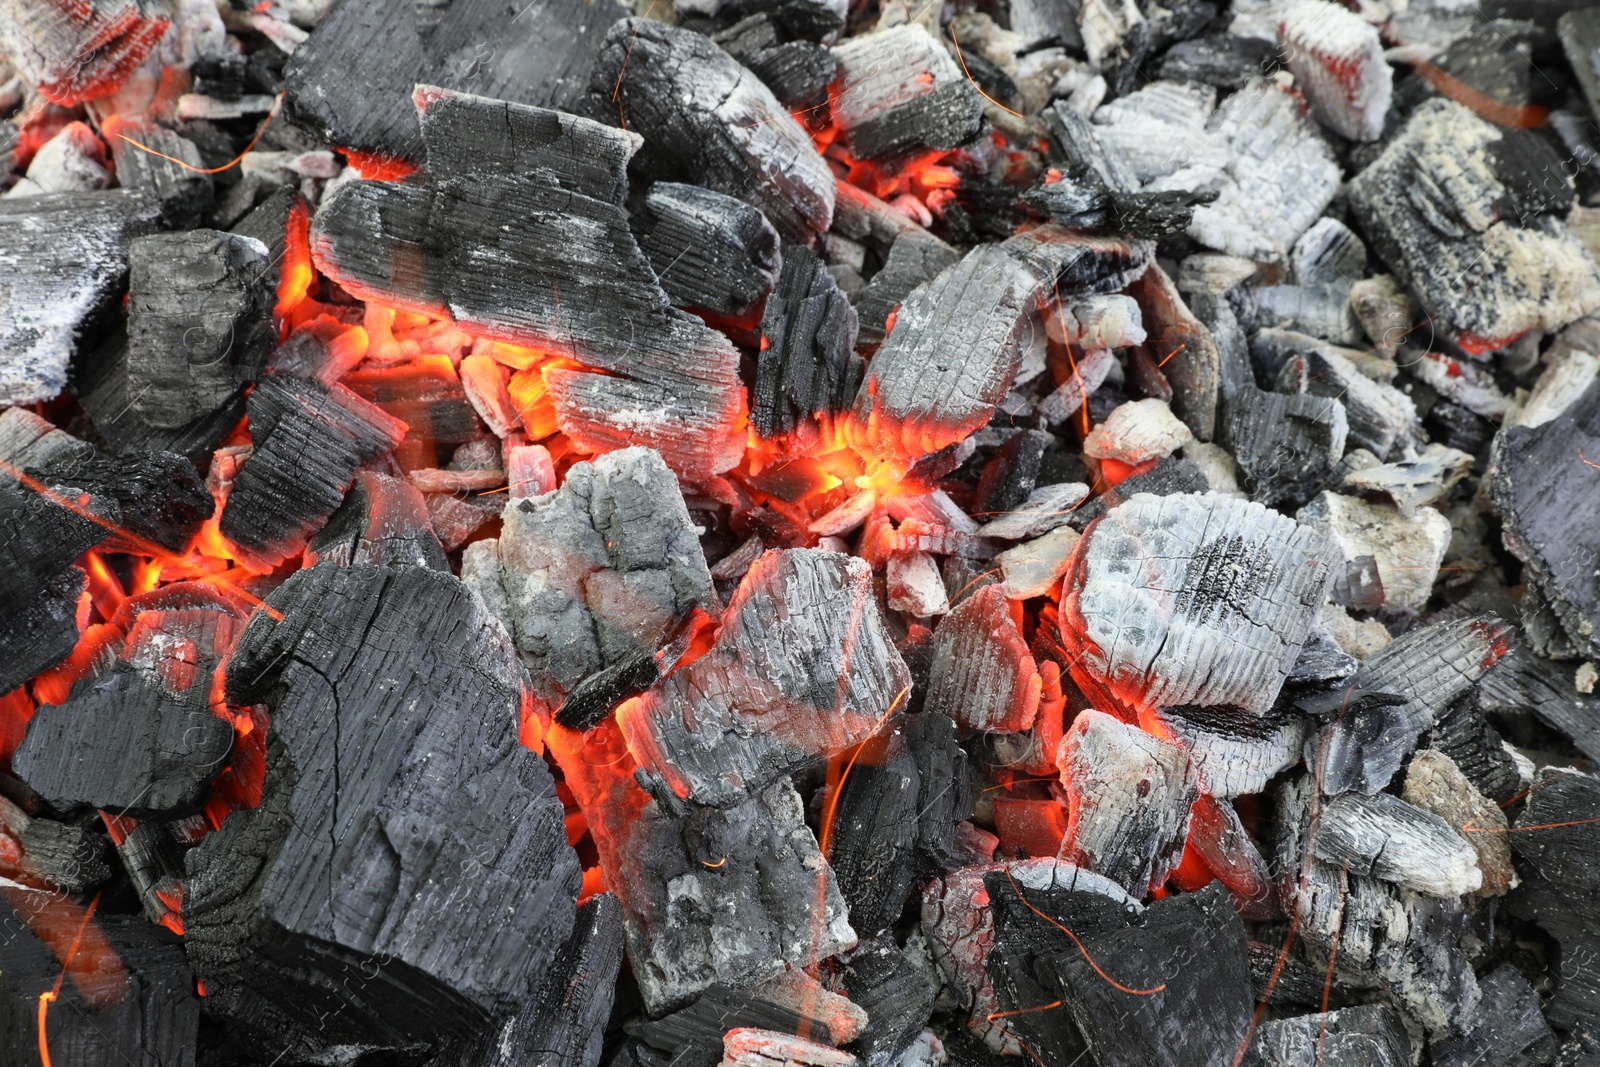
[4,0,1600,1064]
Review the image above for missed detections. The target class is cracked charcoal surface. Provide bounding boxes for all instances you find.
[635,182,781,319]
[753,241,862,441]
[828,25,984,162]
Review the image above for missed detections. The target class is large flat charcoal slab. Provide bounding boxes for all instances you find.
[618,549,909,807]
[0,564,84,696]
[283,0,626,163]
[1250,1005,1412,1067]
[839,935,939,1067]
[1428,964,1557,1067]
[0,892,199,1064]
[1058,492,1337,714]
[923,586,1040,734]
[754,242,862,441]
[465,446,713,717]
[1313,792,1481,896]
[1491,378,1600,662]
[311,89,744,477]
[1310,615,1511,795]
[829,25,984,161]
[1480,643,1600,763]
[1350,100,1600,350]
[0,191,160,406]
[35,448,214,552]
[828,713,972,937]
[1154,701,1309,799]
[218,371,405,571]
[0,0,171,105]
[1055,709,1199,896]
[592,19,833,240]
[307,470,448,571]
[126,230,274,431]
[853,231,960,349]
[635,183,781,318]
[1223,385,1348,506]
[186,563,580,1059]
[1508,768,1600,1031]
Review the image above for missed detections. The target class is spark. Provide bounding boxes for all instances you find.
[1156,344,1186,369]
[948,26,1023,120]
[1579,447,1600,472]
[112,94,284,175]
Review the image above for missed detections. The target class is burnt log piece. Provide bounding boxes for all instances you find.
[1272,337,1418,461]
[1427,964,1559,1067]
[1507,768,1600,1031]
[283,0,626,163]
[0,407,94,477]
[463,446,714,718]
[311,89,744,478]
[1350,100,1600,351]
[618,549,910,807]
[853,230,961,349]
[753,242,862,441]
[125,230,274,431]
[0,0,171,105]
[1278,0,1392,142]
[1312,792,1481,896]
[1309,615,1512,795]
[1249,1005,1412,1067]
[13,599,242,818]
[74,336,247,465]
[1057,491,1337,715]
[839,935,939,1067]
[104,118,213,226]
[1425,689,1527,804]
[0,564,84,697]
[827,712,972,937]
[1153,701,1309,799]
[28,449,213,553]
[185,563,581,1059]
[828,25,984,162]
[1055,709,1200,896]
[1223,385,1348,506]
[217,371,405,571]
[0,891,199,1064]
[1490,377,1600,662]
[635,183,781,318]
[592,19,834,240]
[306,471,448,572]
[0,191,160,406]
[923,586,1040,734]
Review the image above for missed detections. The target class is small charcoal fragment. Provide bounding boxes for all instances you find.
[923,586,1040,733]
[829,25,984,161]
[753,242,862,442]
[636,183,782,318]
[104,118,213,225]
[1223,385,1348,506]
[306,471,447,571]
[1251,1005,1412,1067]
[839,935,939,1067]
[1313,792,1481,896]
[1428,965,1558,1067]
[1278,0,1392,141]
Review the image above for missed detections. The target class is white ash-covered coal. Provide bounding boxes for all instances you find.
[3,0,1600,1064]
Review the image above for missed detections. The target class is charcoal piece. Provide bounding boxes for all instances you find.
[104,118,213,225]
[230,186,304,311]
[830,180,923,254]
[1046,882,1251,1067]
[977,481,1091,541]
[924,586,1040,734]
[1279,0,1392,142]
[0,407,94,478]
[1313,792,1481,896]
[592,19,832,240]
[1343,443,1473,519]
[629,981,848,1055]
[1425,690,1525,803]
[829,713,972,937]
[1298,492,1450,614]
[974,430,1051,520]
[0,894,199,1064]
[125,230,274,430]
[1273,335,1417,460]
[218,372,405,571]
[1288,627,1359,685]
[1155,34,1276,89]
[108,817,188,930]
[1246,939,1358,1013]
[853,230,960,348]
[1065,456,1212,531]
[1041,101,1139,196]
[312,91,744,477]
[1126,263,1221,441]
[829,25,984,161]
[1480,643,1600,763]
[306,470,448,571]
[74,336,247,464]
[1428,964,1558,1067]
[715,17,838,106]
[187,563,581,1059]
[1508,768,1600,1031]
[0,0,171,105]
[0,564,84,697]
[1058,492,1337,715]
[1310,616,1511,795]
[1404,750,1513,897]
[754,242,862,440]
[618,549,909,807]
[1055,709,1199,895]
[464,447,714,716]
[1022,171,1111,231]
[1110,188,1216,241]
[1250,1005,1413,1067]
[1223,385,1348,506]
[1351,100,1600,351]
[37,448,213,553]
[283,0,625,163]
[1491,378,1600,662]
[722,1030,855,1067]
[0,481,113,610]
[0,191,160,406]
[1155,701,1309,799]
[840,936,938,1067]
[636,183,781,318]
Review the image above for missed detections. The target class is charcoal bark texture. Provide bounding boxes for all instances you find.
[852,231,960,349]
[1427,964,1558,1067]
[0,191,160,406]
[753,242,862,441]
[105,119,213,226]
[283,0,626,163]
[185,563,580,1060]
[0,892,199,1065]
[619,549,910,807]
[591,19,834,240]
[1222,385,1348,506]
[217,371,406,571]
[1310,616,1511,795]
[1154,701,1309,799]
[463,446,714,718]
[1312,792,1481,896]
[839,935,939,1067]
[1058,491,1337,715]
[827,713,972,937]
[634,183,781,318]
[0,563,84,697]
[306,471,448,572]
[1349,100,1600,349]
[0,0,172,105]
[1490,378,1600,662]
[1249,1005,1412,1067]
[1272,337,1417,461]
[1425,689,1526,803]
[311,89,744,477]
[125,230,274,431]
[923,586,1040,734]
[74,336,246,465]
[829,25,984,162]
[1507,768,1600,1031]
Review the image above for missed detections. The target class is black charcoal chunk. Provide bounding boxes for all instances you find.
[106,118,214,225]
[1066,456,1212,530]
[714,16,838,106]
[1426,690,1526,804]
[974,430,1051,519]
[853,230,961,349]
[1481,642,1600,763]
[0,481,113,611]
[636,183,781,318]
[0,564,84,696]
[187,563,581,1060]
[1156,33,1278,89]
[841,935,939,1067]
[1429,965,1558,1067]
[307,470,448,572]
[1041,101,1139,195]
[1155,701,1310,799]
[126,230,275,431]
[36,449,214,552]
[629,982,846,1054]
[1273,336,1417,460]
[1223,385,1347,506]
[829,25,984,162]
[1251,1005,1413,1067]
[74,336,248,465]
[753,242,862,440]
[283,0,626,163]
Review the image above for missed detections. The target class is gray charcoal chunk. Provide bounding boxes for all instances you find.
[753,242,862,440]
[829,25,984,161]
[1155,701,1310,799]
[1223,385,1348,506]
[106,119,213,225]
[0,563,85,695]
[307,471,449,572]
[1251,1005,1413,1067]
[854,230,960,349]
[1313,792,1481,896]
[636,183,781,318]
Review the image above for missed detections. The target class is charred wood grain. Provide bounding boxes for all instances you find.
[635,183,781,318]
[753,242,862,440]
[0,564,84,697]
[307,471,447,572]
[0,0,172,105]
